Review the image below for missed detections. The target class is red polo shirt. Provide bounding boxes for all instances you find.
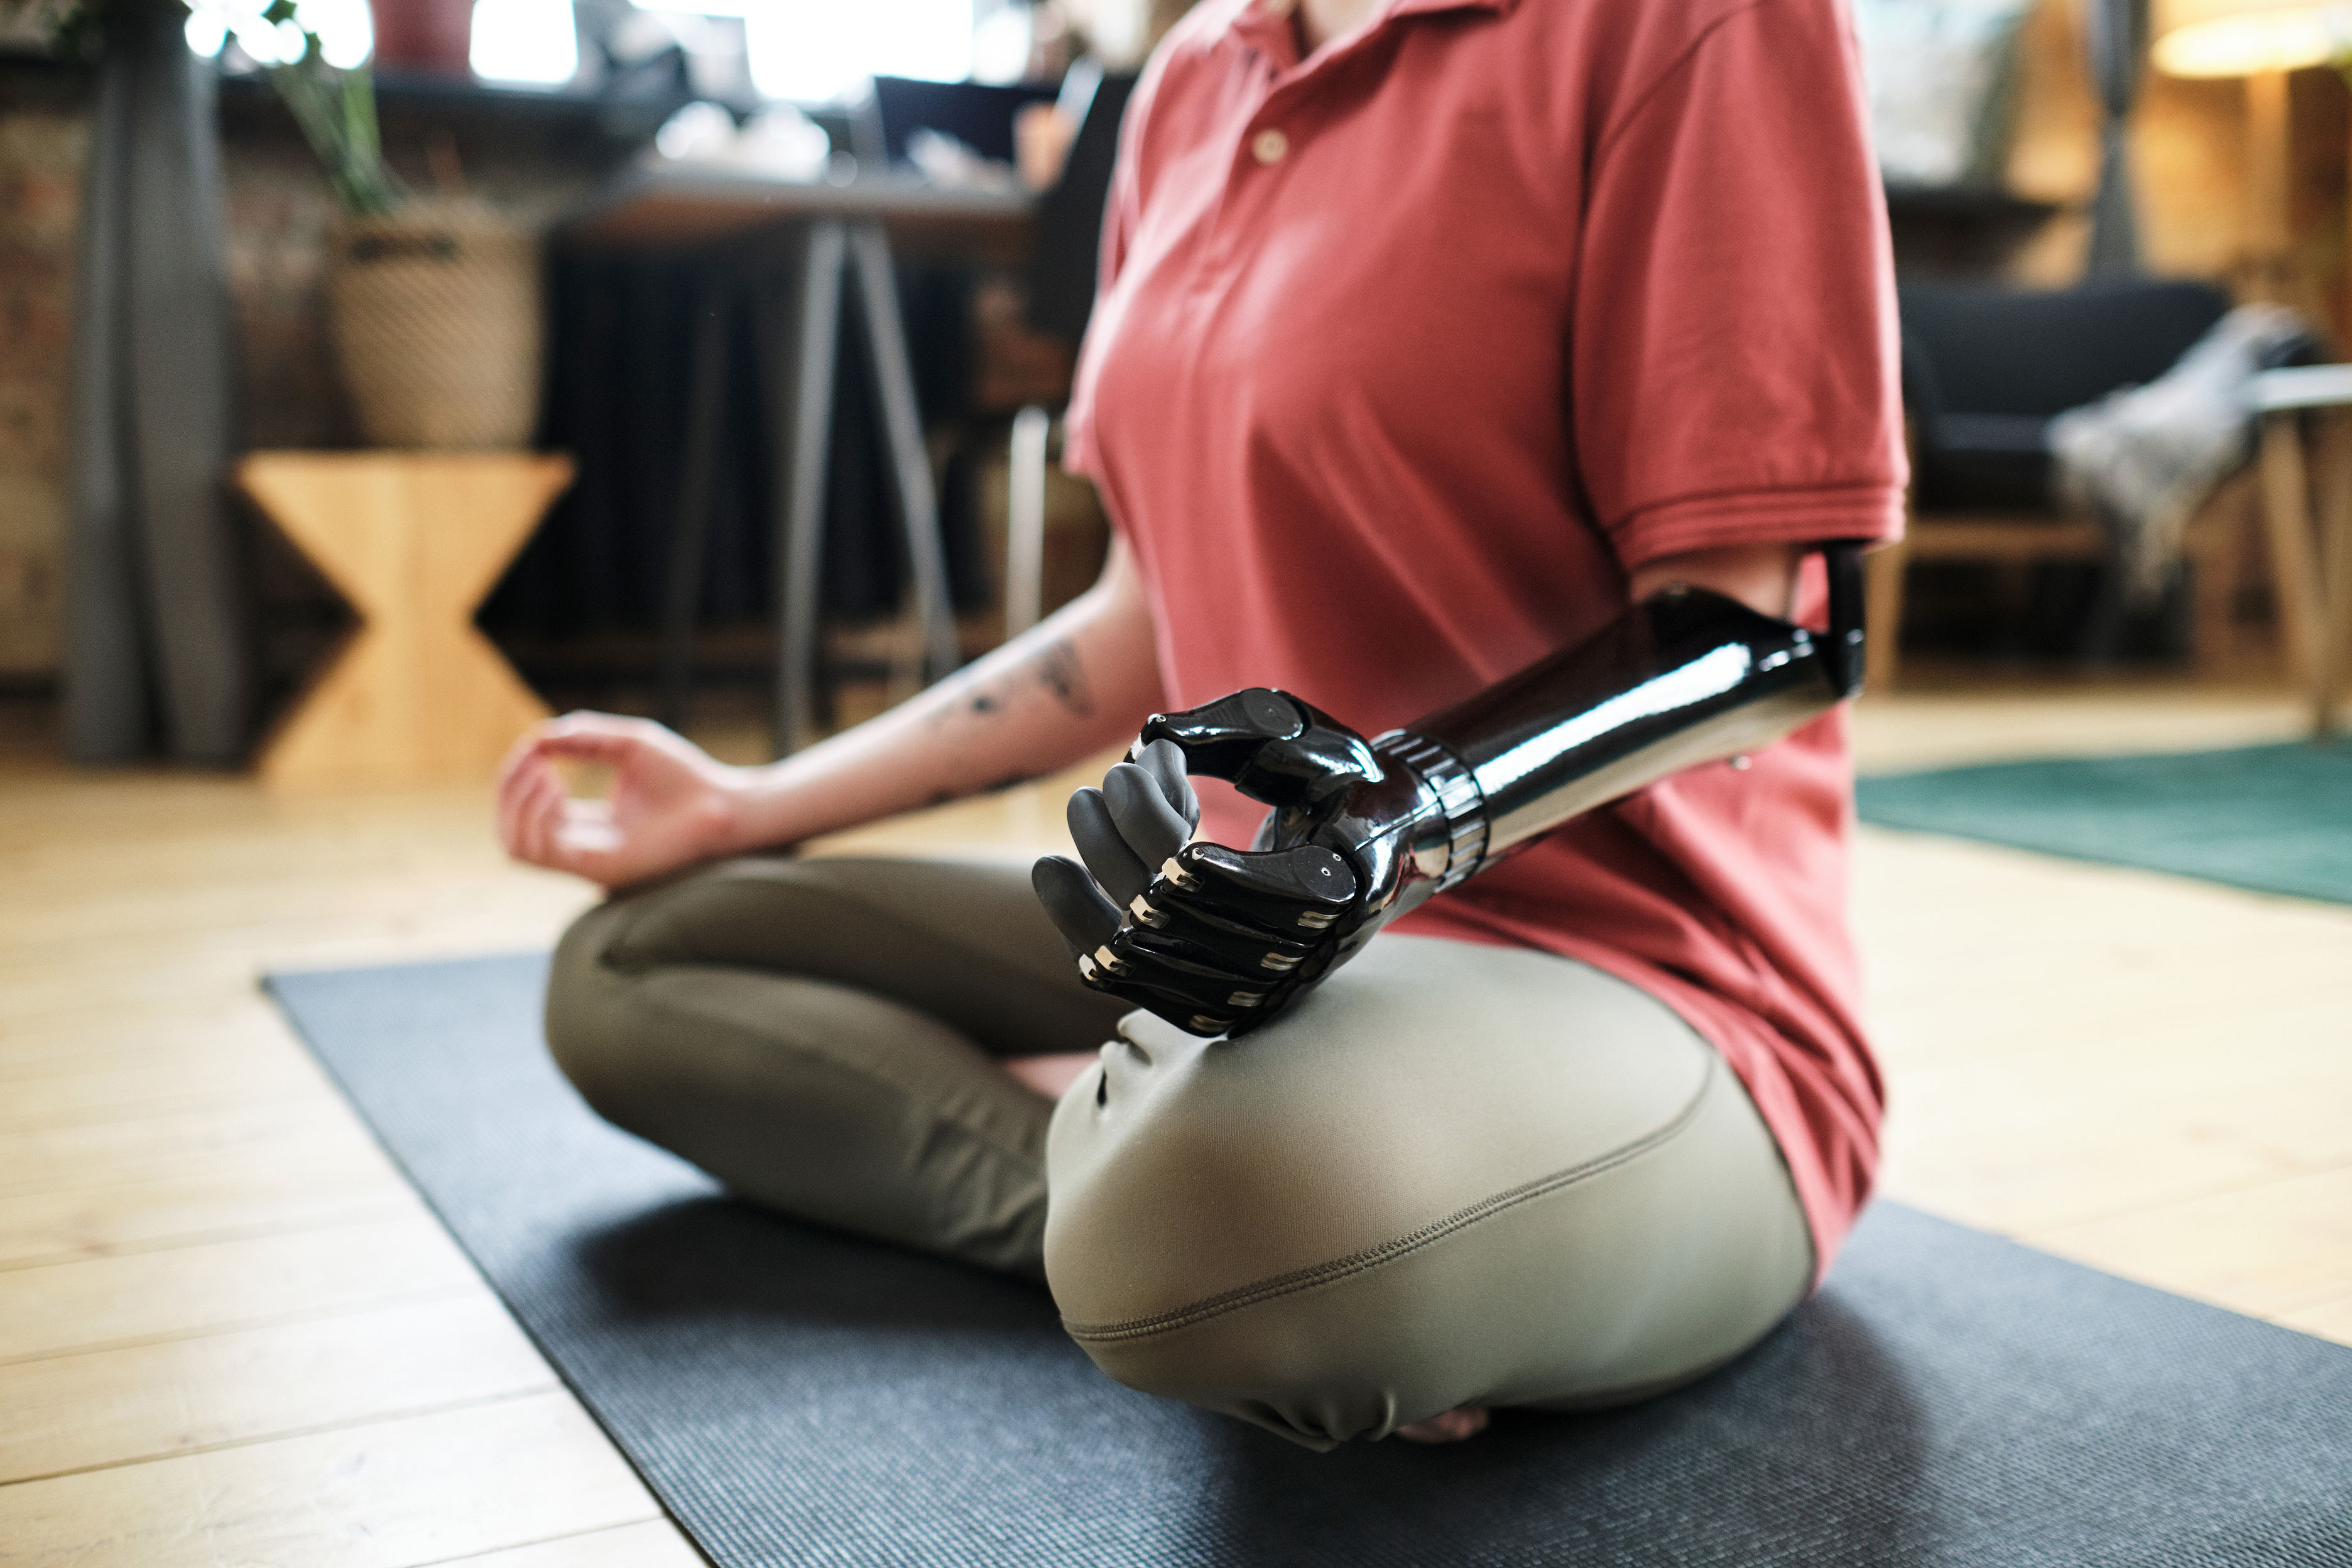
[1064,0,1906,1280]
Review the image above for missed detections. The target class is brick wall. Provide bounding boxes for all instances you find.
[0,64,86,678]
[0,60,643,681]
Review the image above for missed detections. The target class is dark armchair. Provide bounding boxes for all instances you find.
[1871,279,2300,687]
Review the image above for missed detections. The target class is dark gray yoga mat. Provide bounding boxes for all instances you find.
[267,954,2352,1568]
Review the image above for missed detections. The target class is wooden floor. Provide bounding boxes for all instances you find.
[1,681,2346,1564]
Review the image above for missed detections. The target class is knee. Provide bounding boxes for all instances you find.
[1040,1012,1512,1449]
[543,895,656,1121]
[1052,1213,1515,1449]
[1038,953,1761,1449]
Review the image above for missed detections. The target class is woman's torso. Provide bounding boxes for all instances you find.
[1064,0,1907,1279]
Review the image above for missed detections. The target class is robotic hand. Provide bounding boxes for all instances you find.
[1033,544,1870,1039]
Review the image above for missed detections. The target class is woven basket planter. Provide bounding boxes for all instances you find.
[327,203,543,450]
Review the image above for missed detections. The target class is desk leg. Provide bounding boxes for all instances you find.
[660,277,730,734]
[848,220,961,687]
[773,220,847,758]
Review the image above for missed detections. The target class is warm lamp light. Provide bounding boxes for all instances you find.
[2151,0,2352,301]
[2152,0,2347,77]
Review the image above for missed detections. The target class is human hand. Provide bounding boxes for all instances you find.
[1032,690,1454,1038]
[494,712,749,890]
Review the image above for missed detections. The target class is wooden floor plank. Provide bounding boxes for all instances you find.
[0,1044,335,1132]
[0,1391,659,1568]
[425,1519,707,1568]
[1873,1004,2352,1234]
[0,1003,281,1081]
[1853,823,2352,1241]
[1854,835,2352,1034]
[0,865,589,956]
[0,1295,556,1484]
[0,1213,482,1363]
[0,1097,381,1200]
[2023,1164,2352,1320]
[1847,683,2305,772]
[0,1149,412,1268]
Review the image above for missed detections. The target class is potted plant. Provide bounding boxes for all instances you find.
[21,0,547,449]
[187,0,544,449]
[321,176,548,451]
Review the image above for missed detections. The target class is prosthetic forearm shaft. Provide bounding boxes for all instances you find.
[1035,545,1869,1037]
[1355,541,1868,902]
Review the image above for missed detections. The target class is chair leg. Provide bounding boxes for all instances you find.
[1865,538,1909,694]
[2258,411,2326,690]
[2316,411,2352,736]
[2183,521,2236,681]
[1006,406,1050,641]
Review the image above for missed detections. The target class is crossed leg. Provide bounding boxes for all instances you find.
[547,854,1125,1280]
[545,856,1812,1446]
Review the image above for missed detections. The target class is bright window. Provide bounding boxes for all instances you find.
[472,0,581,84]
[641,0,978,102]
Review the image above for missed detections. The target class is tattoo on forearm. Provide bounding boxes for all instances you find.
[1033,637,1094,718]
[934,636,1094,726]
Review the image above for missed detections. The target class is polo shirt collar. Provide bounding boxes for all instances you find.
[1217,0,1516,62]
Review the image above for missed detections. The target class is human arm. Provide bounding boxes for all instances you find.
[1032,540,1859,1037]
[496,535,1164,889]
[1626,542,1798,619]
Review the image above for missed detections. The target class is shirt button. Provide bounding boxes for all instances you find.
[1251,128,1290,165]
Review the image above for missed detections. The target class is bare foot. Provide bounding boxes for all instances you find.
[1001,1051,1097,1099]
[1395,1407,1491,1444]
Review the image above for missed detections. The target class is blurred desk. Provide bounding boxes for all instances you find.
[570,165,1034,263]
[242,452,573,788]
[562,168,1033,753]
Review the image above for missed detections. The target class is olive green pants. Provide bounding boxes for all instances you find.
[546,854,1813,1449]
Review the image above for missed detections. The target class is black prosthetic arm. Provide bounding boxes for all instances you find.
[1034,544,1870,1038]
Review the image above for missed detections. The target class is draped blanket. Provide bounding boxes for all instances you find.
[2048,304,2313,602]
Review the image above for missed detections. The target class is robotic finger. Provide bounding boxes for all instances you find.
[1152,841,1358,934]
[1126,738,1200,832]
[1065,760,1195,911]
[1081,933,1272,1037]
[1138,689,1384,808]
[1032,854,1123,958]
[1122,888,1317,978]
[1036,853,1288,1033]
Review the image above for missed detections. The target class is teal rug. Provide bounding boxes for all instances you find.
[1855,741,2352,906]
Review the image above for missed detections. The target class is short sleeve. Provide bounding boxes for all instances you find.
[1572,0,1908,572]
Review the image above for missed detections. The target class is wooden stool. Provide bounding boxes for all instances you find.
[239,452,574,788]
